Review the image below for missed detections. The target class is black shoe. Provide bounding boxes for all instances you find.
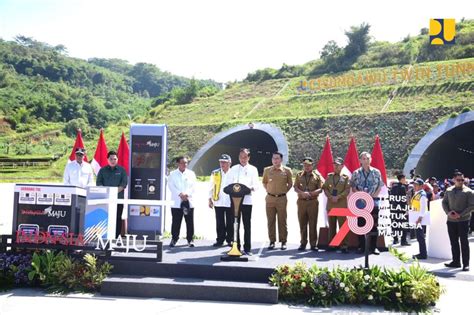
[226,242,232,247]
[188,241,195,247]
[169,240,177,247]
[444,261,461,268]
[268,242,275,250]
[413,254,427,260]
[243,250,253,256]
[281,242,287,250]
[371,248,380,255]
[213,242,223,247]
[392,239,399,245]
[298,245,306,251]
[310,246,319,252]
[326,247,336,251]
[401,241,410,246]
[462,266,470,272]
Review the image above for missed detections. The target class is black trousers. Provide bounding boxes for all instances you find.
[447,220,470,266]
[116,204,124,238]
[236,204,252,252]
[171,208,194,242]
[416,226,427,257]
[215,206,233,244]
[393,229,408,243]
[358,205,379,252]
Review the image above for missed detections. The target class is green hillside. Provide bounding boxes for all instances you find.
[148,59,473,125]
[0,36,220,133]
[0,20,473,182]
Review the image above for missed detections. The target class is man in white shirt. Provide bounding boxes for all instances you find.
[208,154,232,247]
[63,148,94,188]
[224,148,259,255]
[168,156,197,247]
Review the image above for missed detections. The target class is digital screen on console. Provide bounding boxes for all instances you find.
[132,152,162,169]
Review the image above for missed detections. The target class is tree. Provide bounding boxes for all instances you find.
[343,23,371,66]
[64,118,89,137]
[317,40,344,73]
[320,40,342,59]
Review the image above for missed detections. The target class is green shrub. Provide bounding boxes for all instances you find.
[50,253,113,293]
[269,262,444,312]
[27,250,113,293]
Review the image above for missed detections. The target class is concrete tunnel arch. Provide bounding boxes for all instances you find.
[403,111,474,179]
[189,123,289,176]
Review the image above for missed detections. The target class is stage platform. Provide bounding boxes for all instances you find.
[101,239,406,304]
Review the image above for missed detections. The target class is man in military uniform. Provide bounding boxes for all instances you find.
[262,152,293,250]
[294,157,324,251]
[323,157,350,253]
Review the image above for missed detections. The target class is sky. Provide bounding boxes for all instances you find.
[0,0,472,82]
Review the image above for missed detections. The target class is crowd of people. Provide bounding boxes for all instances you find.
[63,147,474,272]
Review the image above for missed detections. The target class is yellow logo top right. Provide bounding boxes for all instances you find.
[430,19,456,45]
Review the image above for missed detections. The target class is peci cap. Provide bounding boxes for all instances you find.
[302,157,313,165]
[75,148,86,155]
[218,154,231,162]
[333,157,344,165]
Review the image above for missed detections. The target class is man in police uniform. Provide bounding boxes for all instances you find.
[323,157,350,253]
[262,152,293,250]
[294,157,324,251]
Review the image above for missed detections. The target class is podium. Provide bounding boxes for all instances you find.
[221,183,251,262]
[427,200,451,259]
[85,186,118,243]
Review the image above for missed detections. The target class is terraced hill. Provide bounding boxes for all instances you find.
[147,59,473,126]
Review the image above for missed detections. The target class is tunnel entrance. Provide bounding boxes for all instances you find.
[404,111,474,179]
[189,123,288,176]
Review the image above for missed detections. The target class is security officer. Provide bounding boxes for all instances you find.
[411,178,428,260]
[323,157,350,253]
[294,157,324,251]
[262,151,293,250]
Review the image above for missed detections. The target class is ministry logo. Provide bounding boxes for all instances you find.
[430,19,455,45]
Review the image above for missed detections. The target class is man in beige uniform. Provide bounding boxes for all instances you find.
[323,157,350,253]
[262,151,293,250]
[294,157,324,251]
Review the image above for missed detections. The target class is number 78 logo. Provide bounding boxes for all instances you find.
[328,192,375,247]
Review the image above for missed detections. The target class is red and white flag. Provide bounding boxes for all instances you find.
[91,129,109,175]
[117,132,130,175]
[342,136,360,178]
[317,136,334,227]
[68,129,88,162]
[316,136,334,179]
[371,135,389,197]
